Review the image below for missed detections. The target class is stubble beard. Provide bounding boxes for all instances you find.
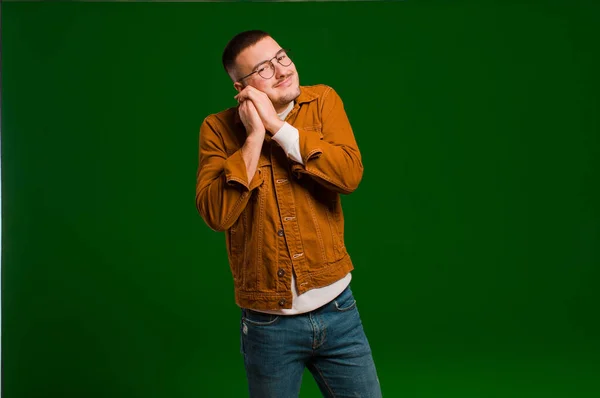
[273,85,301,109]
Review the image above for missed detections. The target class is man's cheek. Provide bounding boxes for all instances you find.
[256,85,269,95]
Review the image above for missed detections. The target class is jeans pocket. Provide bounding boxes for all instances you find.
[334,286,357,312]
[242,309,280,326]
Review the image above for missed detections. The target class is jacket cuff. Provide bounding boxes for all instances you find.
[272,122,303,164]
[290,129,323,175]
[223,149,263,191]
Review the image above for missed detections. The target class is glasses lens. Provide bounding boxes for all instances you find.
[277,52,292,67]
[257,62,275,79]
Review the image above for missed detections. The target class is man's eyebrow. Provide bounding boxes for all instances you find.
[250,48,284,71]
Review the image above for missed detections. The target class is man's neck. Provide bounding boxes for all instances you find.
[277,101,295,120]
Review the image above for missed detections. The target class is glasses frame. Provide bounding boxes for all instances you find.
[236,49,292,83]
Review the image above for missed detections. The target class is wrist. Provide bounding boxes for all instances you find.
[244,132,265,146]
[266,119,285,136]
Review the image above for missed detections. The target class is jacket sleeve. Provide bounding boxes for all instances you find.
[290,87,363,194]
[195,116,263,232]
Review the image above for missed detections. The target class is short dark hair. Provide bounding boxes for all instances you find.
[222,30,271,78]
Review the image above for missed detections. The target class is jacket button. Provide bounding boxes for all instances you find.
[277,229,284,237]
[278,299,286,306]
[277,268,285,277]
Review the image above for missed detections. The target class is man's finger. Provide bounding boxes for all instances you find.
[234,89,248,101]
[245,87,266,100]
[239,89,254,100]
[240,87,263,99]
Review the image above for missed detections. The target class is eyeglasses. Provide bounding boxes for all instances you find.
[237,49,293,82]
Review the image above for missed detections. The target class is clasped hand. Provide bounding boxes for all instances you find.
[236,86,284,138]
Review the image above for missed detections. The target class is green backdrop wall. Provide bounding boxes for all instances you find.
[2,1,599,397]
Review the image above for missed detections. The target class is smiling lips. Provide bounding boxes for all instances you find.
[275,75,293,88]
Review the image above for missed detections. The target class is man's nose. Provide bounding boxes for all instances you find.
[273,61,288,77]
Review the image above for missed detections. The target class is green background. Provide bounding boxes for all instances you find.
[2,1,599,397]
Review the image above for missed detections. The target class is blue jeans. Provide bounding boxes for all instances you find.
[240,285,382,397]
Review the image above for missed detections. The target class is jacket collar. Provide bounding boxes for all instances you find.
[296,85,320,104]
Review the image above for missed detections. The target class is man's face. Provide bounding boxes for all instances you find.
[233,36,301,112]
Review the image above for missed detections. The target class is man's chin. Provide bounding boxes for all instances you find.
[271,85,301,107]
[285,86,301,101]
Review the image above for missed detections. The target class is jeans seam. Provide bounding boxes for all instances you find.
[312,362,336,398]
[320,315,327,350]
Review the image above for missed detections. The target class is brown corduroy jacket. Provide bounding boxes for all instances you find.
[195,84,363,311]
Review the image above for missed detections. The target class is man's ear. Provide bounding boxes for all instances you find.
[233,81,243,93]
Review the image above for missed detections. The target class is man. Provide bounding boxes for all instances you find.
[196,30,382,398]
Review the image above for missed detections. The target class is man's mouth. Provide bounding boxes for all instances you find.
[274,75,292,88]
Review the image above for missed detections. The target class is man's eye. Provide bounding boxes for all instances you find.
[278,55,287,61]
[257,66,267,74]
